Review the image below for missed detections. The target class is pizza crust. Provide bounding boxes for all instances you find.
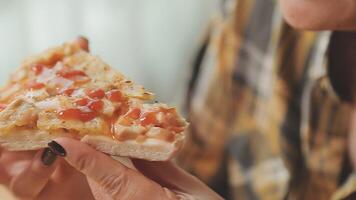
[0,129,185,161]
[82,134,185,161]
[0,129,75,151]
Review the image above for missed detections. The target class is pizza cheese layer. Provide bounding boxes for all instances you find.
[0,39,187,144]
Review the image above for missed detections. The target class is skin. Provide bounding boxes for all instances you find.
[0,138,222,200]
[279,0,356,30]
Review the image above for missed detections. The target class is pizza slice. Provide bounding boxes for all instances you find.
[0,37,188,161]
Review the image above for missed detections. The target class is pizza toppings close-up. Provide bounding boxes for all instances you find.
[0,37,188,161]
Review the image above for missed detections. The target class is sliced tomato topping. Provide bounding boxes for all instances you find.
[58,108,97,122]
[0,104,7,111]
[58,108,81,120]
[140,112,158,126]
[57,69,87,79]
[106,90,123,102]
[79,111,98,122]
[31,64,46,75]
[114,102,129,116]
[27,81,45,90]
[86,89,105,99]
[75,98,89,106]
[126,108,141,119]
[160,107,176,114]
[88,100,104,112]
[61,88,75,96]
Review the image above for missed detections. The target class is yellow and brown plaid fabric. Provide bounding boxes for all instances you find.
[177,0,355,199]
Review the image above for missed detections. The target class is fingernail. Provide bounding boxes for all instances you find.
[41,148,57,166]
[48,141,67,157]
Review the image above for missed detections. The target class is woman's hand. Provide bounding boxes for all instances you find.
[0,138,222,200]
[54,137,223,200]
[0,146,95,200]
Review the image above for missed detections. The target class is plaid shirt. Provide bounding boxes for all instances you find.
[177,0,356,199]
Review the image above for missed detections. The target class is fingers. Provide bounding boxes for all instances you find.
[133,160,223,200]
[9,148,62,198]
[55,138,176,200]
[0,147,9,184]
[0,150,34,186]
[36,161,96,200]
[0,164,8,184]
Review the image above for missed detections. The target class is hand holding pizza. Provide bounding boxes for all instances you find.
[0,138,222,200]
[56,137,222,200]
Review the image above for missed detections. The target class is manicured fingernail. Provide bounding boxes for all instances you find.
[48,141,67,157]
[41,148,57,166]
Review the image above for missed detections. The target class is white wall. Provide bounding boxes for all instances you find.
[0,0,218,111]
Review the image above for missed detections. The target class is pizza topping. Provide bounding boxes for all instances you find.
[27,81,45,90]
[88,100,104,112]
[58,108,98,122]
[35,98,60,110]
[126,108,141,119]
[44,53,63,66]
[117,117,133,126]
[59,96,105,122]
[86,89,105,99]
[0,40,188,149]
[160,107,176,114]
[114,106,185,142]
[114,125,146,141]
[52,77,74,90]
[70,88,86,98]
[115,130,138,141]
[56,68,90,84]
[140,112,158,126]
[34,64,90,89]
[24,89,50,103]
[146,127,175,142]
[61,88,75,96]
[58,108,81,120]
[31,64,46,75]
[78,110,98,122]
[106,90,123,102]
[102,99,115,116]
[75,98,89,106]
[57,69,87,79]
[0,99,39,130]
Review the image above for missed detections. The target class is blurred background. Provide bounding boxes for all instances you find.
[0,0,218,198]
[0,0,218,110]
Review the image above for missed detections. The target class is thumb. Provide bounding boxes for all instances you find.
[53,138,177,200]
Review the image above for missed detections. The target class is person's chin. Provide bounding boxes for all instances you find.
[280,0,356,31]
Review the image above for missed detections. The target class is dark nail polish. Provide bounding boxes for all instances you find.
[41,148,57,166]
[48,141,67,157]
